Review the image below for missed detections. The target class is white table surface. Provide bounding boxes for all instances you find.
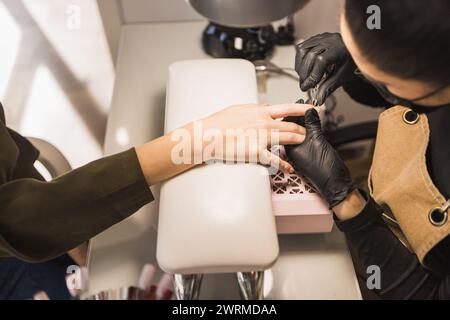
[86,21,362,300]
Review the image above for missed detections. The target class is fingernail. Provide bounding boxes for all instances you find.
[296,135,305,143]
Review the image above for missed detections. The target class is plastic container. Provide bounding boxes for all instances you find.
[270,146,333,234]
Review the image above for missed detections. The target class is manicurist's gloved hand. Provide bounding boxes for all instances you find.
[295,33,358,106]
[284,108,355,208]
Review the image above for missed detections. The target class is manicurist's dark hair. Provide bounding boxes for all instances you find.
[345,0,450,86]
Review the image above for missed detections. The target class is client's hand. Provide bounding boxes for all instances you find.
[284,108,355,209]
[201,103,309,172]
[137,103,309,185]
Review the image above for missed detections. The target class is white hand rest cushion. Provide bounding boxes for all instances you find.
[157,59,279,274]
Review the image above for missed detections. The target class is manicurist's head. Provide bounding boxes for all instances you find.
[341,0,450,107]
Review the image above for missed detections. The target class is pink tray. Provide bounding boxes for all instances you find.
[270,147,333,234]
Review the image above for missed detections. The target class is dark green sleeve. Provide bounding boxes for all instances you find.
[0,148,153,262]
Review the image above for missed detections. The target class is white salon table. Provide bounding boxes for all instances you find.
[86,21,362,300]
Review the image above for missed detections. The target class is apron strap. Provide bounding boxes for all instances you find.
[440,198,450,213]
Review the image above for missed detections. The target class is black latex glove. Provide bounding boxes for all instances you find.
[284,108,354,208]
[295,33,358,106]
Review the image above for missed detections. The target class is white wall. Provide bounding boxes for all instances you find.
[97,0,380,124]
[97,0,123,63]
[97,0,202,65]
[120,0,201,23]
[98,0,341,64]
[294,0,342,38]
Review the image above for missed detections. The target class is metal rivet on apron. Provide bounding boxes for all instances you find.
[402,110,419,125]
[428,208,448,226]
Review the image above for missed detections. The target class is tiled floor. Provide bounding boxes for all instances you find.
[0,0,114,169]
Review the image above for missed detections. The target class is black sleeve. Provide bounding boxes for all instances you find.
[342,79,393,109]
[335,197,450,299]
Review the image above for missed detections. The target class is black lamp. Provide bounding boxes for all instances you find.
[188,0,310,60]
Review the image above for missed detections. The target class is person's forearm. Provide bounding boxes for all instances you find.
[333,189,366,220]
[136,124,196,186]
[135,135,193,186]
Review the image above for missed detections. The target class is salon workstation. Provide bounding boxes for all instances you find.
[0,0,449,305]
[85,1,370,300]
[86,23,360,300]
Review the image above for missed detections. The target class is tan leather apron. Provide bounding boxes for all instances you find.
[369,105,450,264]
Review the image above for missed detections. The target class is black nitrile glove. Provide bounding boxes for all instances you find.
[284,108,355,208]
[295,33,358,106]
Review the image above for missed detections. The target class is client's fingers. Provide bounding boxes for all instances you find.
[259,149,294,173]
[270,132,305,145]
[267,103,311,119]
[270,120,306,134]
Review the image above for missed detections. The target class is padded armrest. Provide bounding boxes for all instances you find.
[157,59,279,274]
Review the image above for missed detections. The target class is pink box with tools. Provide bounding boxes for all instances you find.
[270,147,333,234]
